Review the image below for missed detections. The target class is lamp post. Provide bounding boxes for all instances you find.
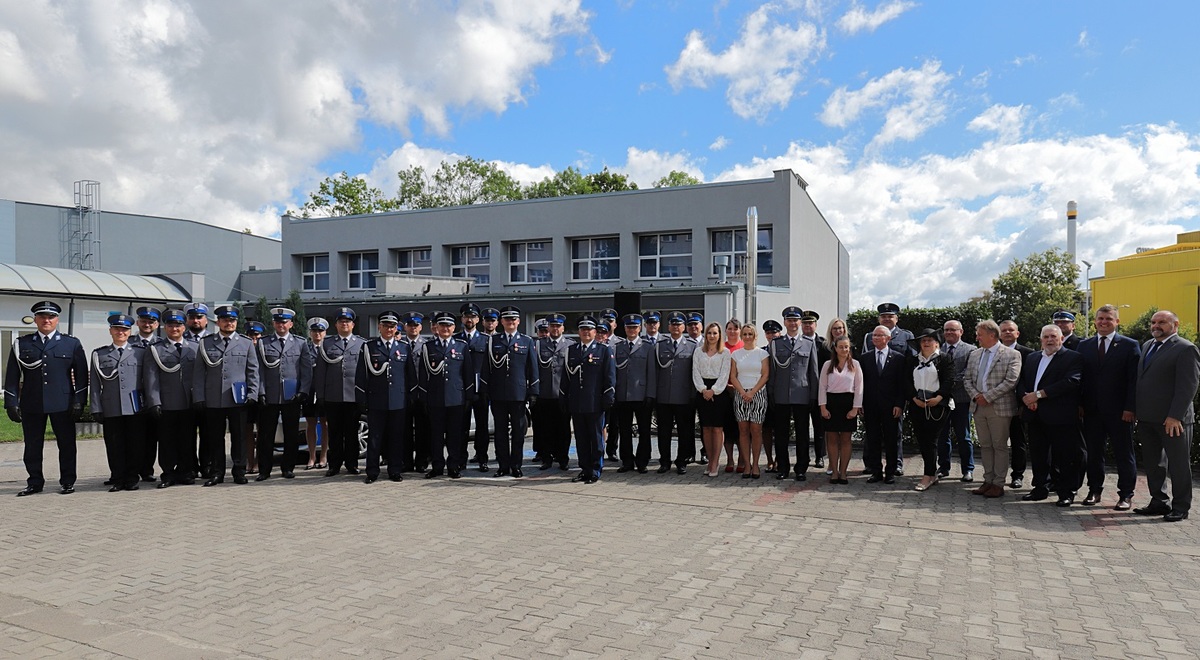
[1081,259,1092,338]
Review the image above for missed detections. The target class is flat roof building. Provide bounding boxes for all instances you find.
[1091,230,1200,330]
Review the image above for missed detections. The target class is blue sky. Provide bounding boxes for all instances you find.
[3,1,1199,308]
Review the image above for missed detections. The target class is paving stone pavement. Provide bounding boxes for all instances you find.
[3,438,1200,659]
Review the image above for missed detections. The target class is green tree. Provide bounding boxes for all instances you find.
[522,166,591,199]
[652,170,701,188]
[986,248,1081,348]
[292,172,399,218]
[253,296,271,325]
[584,167,638,193]
[396,157,522,209]
[283,290,306,336]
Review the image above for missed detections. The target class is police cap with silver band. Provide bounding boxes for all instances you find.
[378,310,401,325]
[596,323,611,334]
[185,303,209,317]
[534,318,549,331]
[135,306,160,321]
[30,300,62,316]
[162,308,186,324]
[877,302,901,315]
[214,305,239,319]
[1052,310,1076,322]
[667,311,686,324]
[577,314,598,330]
[622,313,644,326]
[334,307,355,321]
[270,307,296,322]
[781,306,803,320]
[108,313,134,328]
[481,307,500,321]
[499,305,521,320]
[246,321,266,335]
[762,319,783,333]
[644,310,662,323]
[308,317,329,331]
[435,311,457,325]
[460,303,480,317]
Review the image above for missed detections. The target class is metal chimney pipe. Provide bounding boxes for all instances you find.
[746,206,758,323]
[1066,200,1078,263]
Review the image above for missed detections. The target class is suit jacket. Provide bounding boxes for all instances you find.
[941,341,976,403]
[963,344,1022,418]
[1016,348,1082,425]
[615,336,656,402]
[313,334,367,403]
[89,344,145,417]
[863,327,914,357]
[562,341,617,414]
[143,338,197,411]
[1135,334,1200,424]
[256,334,314,404]
[653,336,697,405]
[1078,333,1140,416]
[4,331,88,414]
[194,333,260,408]
[415,337,475,408]
[536,335,574,400]
[767,334,819,406]
[481,332,538,402]
[354,338,414,411]
[860,346,906,413]
[1063,334,1081,351]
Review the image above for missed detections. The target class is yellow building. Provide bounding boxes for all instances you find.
[1092,230,1200,328]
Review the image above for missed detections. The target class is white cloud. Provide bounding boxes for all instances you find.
[836,0,916,35]
[819,59,953,148]
[709,135,731,151]
[665,4,826,120]
[0,1,591,236]
[1011,54,1039,66]
[577,35,612,65]
[617,147,705,188]
[1077,29,1090,48]
[714,125,1200,308]
[967,104,1027,144]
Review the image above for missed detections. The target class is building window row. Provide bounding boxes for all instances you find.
[298,228,771,292]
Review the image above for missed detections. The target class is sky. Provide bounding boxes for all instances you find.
[3,0,1200,309]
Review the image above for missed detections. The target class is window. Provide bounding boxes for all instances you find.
[451,244,491,287]
[638,232,692,279]
[571,236,620,281]
[300,254,329,292]
[395,248,433,276]
[711,227,773,276]
[509,240,553,284]
[346,251,379,290]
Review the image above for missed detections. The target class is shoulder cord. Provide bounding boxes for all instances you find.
[488,334,510,369]
[318,340,345,365]
[537,341,557,368]
[564,346,583,377]
[422,343,446,376]
[14,336,44,370]
[655,341,676,369]
[769,339,796,369]
[91,350,119,382]
[149,343,182,374]
[257,337,284,369]
[199,337,225,368]
[615,340,630,370]
[364,342,391,377]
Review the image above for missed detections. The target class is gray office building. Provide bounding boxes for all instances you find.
[282,169,847,333]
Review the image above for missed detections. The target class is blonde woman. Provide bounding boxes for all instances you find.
[692,323,732,478]
[729,323,769,478]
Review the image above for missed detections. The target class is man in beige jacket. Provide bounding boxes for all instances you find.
[964,320,1023,497]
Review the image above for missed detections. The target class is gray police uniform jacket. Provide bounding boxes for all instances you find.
[942,341,975,404]
[193,333,260,408]
[314,334,366,403]
[4,331,88,415]
[256,334,314,404]
[767,334,820,405]
[131,334,158,349]
[89,345,146,418]
[536,336,574,399]
[653,337,697,405]
[615,336,656,402]
[143,338,197,411]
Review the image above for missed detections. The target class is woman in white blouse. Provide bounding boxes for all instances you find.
[693,323,732,478]
[817,336,863,484]
[729,323,769,478]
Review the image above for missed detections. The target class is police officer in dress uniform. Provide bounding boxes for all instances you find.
[614,314,656,473]
[768,305,821,481]
[1053,310,1082,350]
[304,317,330,470]
[654,311,698,474]
[131,306,161,481]
[355,310,414,483]
[564,315,616,483]
[642,311,664,343]
[143,308,198,487]
[470,306,501,470]
[417,311,476,479]
[399,311,430,472]
[90,314,147,492]
[533,312,573,470]
[6,301,88,496]
[801,310,830,470]
[482,305,538,478]
[133,306,160,347]
[456,303,492,471]
[253,307,312,481]
[181,303,213,476]
[597,322,620,463]
[314,307,366,477]
[193,305,259,486]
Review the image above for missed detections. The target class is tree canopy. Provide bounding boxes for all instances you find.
[396,157,522,209]
[291,172,400,218]
[985,248,1081,345]
[652,170,702,188]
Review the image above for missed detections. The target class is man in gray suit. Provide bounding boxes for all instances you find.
[769,305,820,481]
[315,307,367,477]
[254,307,313,481]
[143,308,198,487]
[1134,310,1200,522]
[194,305,260,486]
[614,313,656,473]
[963,320,1021,497]
[90,314,147,492]
[939,319,977,481]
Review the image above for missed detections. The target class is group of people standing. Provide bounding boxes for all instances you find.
[6,298,1197,523]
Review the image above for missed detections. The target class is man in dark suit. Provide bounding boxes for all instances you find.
[355,310,415,483]
[482,306,539,478]
[1133,310,1200,522]
[6,300,88,496]
[562,315,616,483]
[861,325,907,483]
[1017,324,1083,505]
[418,311,476,479]
[999,320,1034,488]
[1078,304,1141,510]
[939,319,976,481]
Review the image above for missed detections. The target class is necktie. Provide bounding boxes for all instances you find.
[877,351,885,372]
[342,337,349,350]
[117,347,124,359]
[1098,335,1107,359]
[1146,341,1163,364]
[948,344,955,357]
[978,348,992,392]
[223,336,230,349]
[789,336,795,349]
[175,342,183,355]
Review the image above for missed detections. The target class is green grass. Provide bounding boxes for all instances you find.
[0,414,103,442]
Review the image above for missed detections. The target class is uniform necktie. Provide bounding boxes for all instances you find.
[1098,335,1107,359]
[117,347,124,359]
[175,342,183,355]
[342,337,348,350]
[948,344,955,357]
[223,336,230,349]
[788,335,795,349]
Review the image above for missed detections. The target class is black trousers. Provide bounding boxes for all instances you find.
[204,407,246,480]
[22,411,77,490]
[532,397,571,465]
[1083,414,1136,498]
[429,404,466,472]
[140,416,158,478]
[656,403,695,468]
[1008,416,1028,479]
[157,409,196,484]
[772,403,812,477]
[257,401,302,476]
[195,412,212,478]
[910,407,948,477]
[366,408,407,479]
[466,395,491,463]
[574,412,606,478]
[102,414,146,488]
[324,402,360,471]
[402,403,430,471]
[808,404,826,460]
[1026,418,1074,494]
[491,400,529,471]
[615,400,653,469]
[862,405,900,476]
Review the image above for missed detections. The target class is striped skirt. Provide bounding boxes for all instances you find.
[733,388,769,424]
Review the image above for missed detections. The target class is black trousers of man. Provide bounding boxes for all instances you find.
[157,409,196,484]
[139,416,158,480]
[491,400,529,473]
[256,401,303,477]
[655,403,695,469]
[102,414,146,489]
[615,400,653,470]
[429,404,466,474]
[862,406,900,477]
[1008,416,1028,483]
[772,403,812,478]
[807,405,826,463]
[22,412,78,490]
[1083,414,1136,499]
[402,403,430,472]
[204,407,246,481]
[1025,419,1072,496]
[195,413,212,479]
[366,408,407,480]
[533,397,571,467]
[324,402,360,473]
[466,394,491,465]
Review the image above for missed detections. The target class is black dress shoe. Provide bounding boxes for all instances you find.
[571,473,588,483]
[233,475,248,485]
[449,470,461,479]
[895,468,904,476]
[156,481,172,489]
[697,456,708,465]
[477,463,490,472]
[585,476,598,484]
[675,466,686,475]
[559,463,569,471]
[59,484,75,495]
[17,486,42,497]
[883,475,896,484]
[637,467,648,474]
[866,474,884,483]
[103,479,115,486]
[1056,495,1074,507]
[141,474,157,482]
[657,465,671,474]
[540,461,553,470]
[1022,489,1048,501]
[512,468,523,478]
[364,476,376,484]
[202,478,223,487]
[424,470,442,479]
[390,474,404,482]
[1163,510,1189,522]
[616,465,632,473]
[325,468,340,477]
[795,472,807,482]
[255,473,270,482]
[1134,504,1172,516]
[1114,497,1132,511]
[1082,491,1101,505]
[493,468,510,478]
[814,457,824,468]
[177,478,195,485]
[346,468,361,475]
[125,483,140,491]
[1010,478,1024,489]
[108,485,123,493]
[282,471,295,479]
[776,473,788,480]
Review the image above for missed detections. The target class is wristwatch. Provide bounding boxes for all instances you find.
[1036,390,1045,399]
